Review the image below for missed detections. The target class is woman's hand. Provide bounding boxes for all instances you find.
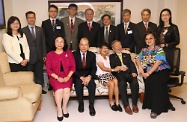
[21,59,29,66]
[58,77,64,83]
[63,76,70,82]
[142,72,150,79]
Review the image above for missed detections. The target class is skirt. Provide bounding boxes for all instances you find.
[97,73,115,87]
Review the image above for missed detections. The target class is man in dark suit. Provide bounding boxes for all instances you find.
[42,4,65,91]
[117,9,136,53]
[78,8,100,47]
[110,40,139,115]
[135,8,157,54]
[73,38,96,116]
[99,14,118,49]
[22,11,47,94]
[42,4,65,53]
[61,4,83,50]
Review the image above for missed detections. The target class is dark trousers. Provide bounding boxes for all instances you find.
[74,78,96,104]
[9,63,28,72]
[28,59,44,88]
[116,75,139,106]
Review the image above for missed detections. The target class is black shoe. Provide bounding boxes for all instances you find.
[42,90,47,94]
[150,112,157,119]
[78,103,84,113]
[63,113,69,118]
[48,85,53,91]
[89,103,96,116]
[116,104,123,112]
[110,104,117,111]
[57,116,63,121]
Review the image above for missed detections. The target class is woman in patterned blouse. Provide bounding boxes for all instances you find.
[135,30,174,119]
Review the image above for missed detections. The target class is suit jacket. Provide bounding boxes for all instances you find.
[22,25,46,64]
[73,50,96,78]
[109,53,137,77]
[78,21,100,47]
[41,19,65,53]
[99,25,119,49]
[117,22,136,53]
[2,33,30,64]
[135,21,157,54]
[61,17,83,50]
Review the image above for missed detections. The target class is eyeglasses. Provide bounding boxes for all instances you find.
[161,14,170,17]
[49,10,57,13]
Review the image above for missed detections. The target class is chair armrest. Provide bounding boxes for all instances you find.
[0,87,20,101]
[3,71,34,86]
[179,71,186,76]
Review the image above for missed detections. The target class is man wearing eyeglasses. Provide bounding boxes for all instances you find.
[42,4,65,91]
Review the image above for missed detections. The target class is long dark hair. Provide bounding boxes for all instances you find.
[7,16,23,37]
[159,8,173,27]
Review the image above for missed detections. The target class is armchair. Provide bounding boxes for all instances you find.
[0,52,42,122]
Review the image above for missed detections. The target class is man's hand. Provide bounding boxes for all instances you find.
[120,66,128,72]
[43,57,46,62]
[132,73,137,77]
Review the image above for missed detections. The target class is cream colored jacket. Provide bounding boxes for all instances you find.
[2,33,30,64]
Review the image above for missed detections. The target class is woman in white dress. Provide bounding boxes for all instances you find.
[96,43,122,112]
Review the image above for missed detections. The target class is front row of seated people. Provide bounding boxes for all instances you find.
[45,30,174,121]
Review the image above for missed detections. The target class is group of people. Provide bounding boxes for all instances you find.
[1,3,180,121]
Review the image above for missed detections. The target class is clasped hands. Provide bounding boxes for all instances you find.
[80,76,91,86]
[113,66,137,77]
[58,76,70,83]
[138,67,150,79]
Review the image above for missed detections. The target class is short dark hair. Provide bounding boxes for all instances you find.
[48,4,58,11]
[7,16,23,37]
[68,3,78,10]
[25,11,36,18]
[159,8,173,27]
[99,43,109,49]
[141,8,151,15]
[143,30,159,47]
[101,14,111,20]
[54,36,68,51]
[122,9,131,15]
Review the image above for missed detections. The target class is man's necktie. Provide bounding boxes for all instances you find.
[70,19,74,34]
[52,19,55,31]
[31,26,36,39]
[105,26,109,43]
[88,22,91,31]
[117,54,124,66]
[145,22,148,30]
[124,23,127,34]
[82,53,86,68]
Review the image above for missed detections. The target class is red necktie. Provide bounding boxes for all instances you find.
[88,22,91,31]
[82,53,86,68]
[70,19,74,34]
[145,23,148,30]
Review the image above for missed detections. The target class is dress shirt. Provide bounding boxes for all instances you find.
[69,16,75,25]
[28,25,36,37]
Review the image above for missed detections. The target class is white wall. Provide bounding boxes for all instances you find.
[0,0,187,82]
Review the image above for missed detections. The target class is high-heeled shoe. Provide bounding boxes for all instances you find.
[57,116,63,121]
[63,113,69,118]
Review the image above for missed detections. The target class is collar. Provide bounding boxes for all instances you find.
[50,18,57,23]
[87,21,93,25]
[143,21,149,25]
[69,16,75,21]
[28,25,35,28]
[80,51,87,55]
[124,21,130,25]
[105,25,110,29]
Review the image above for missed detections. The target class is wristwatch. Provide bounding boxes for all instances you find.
[112,69,114,72]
